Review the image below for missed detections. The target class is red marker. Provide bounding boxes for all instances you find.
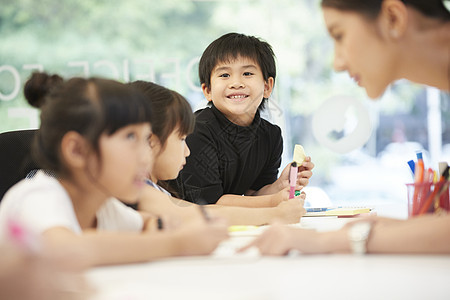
[289,162,298,199]
[419,166,449,215]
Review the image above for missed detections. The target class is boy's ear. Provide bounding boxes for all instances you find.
[201,83,213,102]
[60,131,91,169]
[380,0,408,40]
[263,77,275,99]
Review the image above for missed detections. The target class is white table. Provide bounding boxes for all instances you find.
[87,254,450,300]
[86,215,450,300]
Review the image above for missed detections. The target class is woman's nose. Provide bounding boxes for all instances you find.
[333,47,346,72]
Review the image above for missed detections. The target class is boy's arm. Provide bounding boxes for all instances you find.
[248,124,284,196]
[216,187,291,207]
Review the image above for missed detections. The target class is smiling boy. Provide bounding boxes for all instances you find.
[172,32,313,206]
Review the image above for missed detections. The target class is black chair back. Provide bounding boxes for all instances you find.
[0,129,39,201]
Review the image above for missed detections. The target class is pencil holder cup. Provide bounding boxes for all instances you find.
[406,181,450,217]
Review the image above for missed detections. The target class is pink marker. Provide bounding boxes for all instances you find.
[289,162,298,199]
[7,218,40,253]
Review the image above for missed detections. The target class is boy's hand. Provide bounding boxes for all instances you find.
[298,156,314,187]
[276,157,314,192]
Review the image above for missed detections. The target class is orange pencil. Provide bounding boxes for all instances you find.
[419,166,449,215]
[414,155,424,183]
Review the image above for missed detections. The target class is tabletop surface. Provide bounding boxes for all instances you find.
[86,212,450,300]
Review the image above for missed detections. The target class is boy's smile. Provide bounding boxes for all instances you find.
[202,56,274,126]
[227,93,249,101]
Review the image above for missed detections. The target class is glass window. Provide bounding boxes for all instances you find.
[1,0,448,217]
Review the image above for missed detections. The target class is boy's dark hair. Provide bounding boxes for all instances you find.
[25,72,152,178]
[321,0,450,21]
[198,32,277,111]
[129,81,194,149]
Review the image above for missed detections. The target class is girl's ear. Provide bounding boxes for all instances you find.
[201,83,213,102]
[263,77,275,99]
[380,0,408,40]
[60,131,91,169]
[149,134,161,153]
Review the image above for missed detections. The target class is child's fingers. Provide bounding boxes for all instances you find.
[143,216,163,232]
[294,180,305,190]
[297,170,313,179]
[238,243,254,253]
[239,226,291,255]
[295,193,306,202]
[299,158,314,171]
[298,178,309,187]
[238,236,266,253]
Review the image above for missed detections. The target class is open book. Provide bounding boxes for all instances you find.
[304,207,372,217]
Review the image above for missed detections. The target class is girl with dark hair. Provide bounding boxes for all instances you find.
[130,80,306,226]
[0,72,228,267]
[242,0,450,255]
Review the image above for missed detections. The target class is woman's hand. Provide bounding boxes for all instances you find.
[239,224,300,256]
[240,223,349,256]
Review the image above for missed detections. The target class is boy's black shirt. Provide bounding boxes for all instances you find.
[170,103,283,204]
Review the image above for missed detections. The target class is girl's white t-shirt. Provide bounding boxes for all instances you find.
[0,170,143,241]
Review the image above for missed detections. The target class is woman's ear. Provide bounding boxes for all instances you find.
[60,131,91,169]
[380,0,408,40]
[201,83,213,102]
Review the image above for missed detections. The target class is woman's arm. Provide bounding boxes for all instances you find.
[368,214,450,254]
[242,214,450,255]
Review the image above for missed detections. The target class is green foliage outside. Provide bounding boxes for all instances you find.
[0,0,419,127]
[1,0,440,191]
